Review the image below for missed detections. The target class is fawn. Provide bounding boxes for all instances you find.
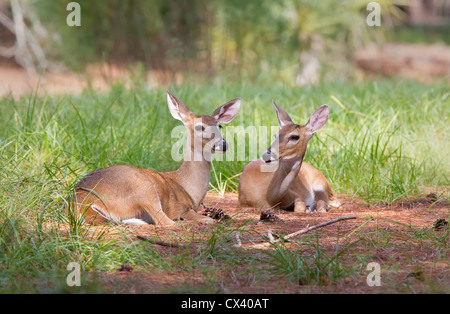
[238,101,340,213]
[74,91,241,226]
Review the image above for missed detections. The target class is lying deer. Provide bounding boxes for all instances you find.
[238,102,340,213]
[74,91,241,226]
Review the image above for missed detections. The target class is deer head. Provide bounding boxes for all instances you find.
[262,101,329,164]
[167,91,241,162]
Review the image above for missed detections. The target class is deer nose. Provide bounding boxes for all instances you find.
[221,139,228,152]
[214,139,228,152]
[262,149,272,163]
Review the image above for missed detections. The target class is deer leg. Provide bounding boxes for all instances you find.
[74,190,111,225]
[314,189,330,213]
[182,210,215,224]
[316,200,328,213]
[293,199,307,214]
[142,205,176,227]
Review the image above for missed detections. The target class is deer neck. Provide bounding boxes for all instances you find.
[281,154,304,173]
[168,135,212,209]
[267,154,304,202]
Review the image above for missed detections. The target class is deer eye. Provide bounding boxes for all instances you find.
[195,124,205,132]
[289,135,300,141]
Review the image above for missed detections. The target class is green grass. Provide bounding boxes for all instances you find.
[263,234,354,286]
[0,79,448,292]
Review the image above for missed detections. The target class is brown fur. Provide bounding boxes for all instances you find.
[238,102,340,213]
[73,92,241,226]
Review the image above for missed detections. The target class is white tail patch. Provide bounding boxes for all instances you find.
[91,205,151,225]
[122,218,149,226]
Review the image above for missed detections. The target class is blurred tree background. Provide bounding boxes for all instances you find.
[0,0,449,85]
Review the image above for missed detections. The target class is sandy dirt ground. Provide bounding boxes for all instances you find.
[0,62,180,98]
[67,191,449,294]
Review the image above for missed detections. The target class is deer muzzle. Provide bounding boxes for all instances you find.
[213,139,228,153]
[262,148,278,163]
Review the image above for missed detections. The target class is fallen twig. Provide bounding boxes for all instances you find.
[136,235,195,249]
[137,216,357,250]
[248,215,357,249]
[341,216,373,240]
[233,231,242,248]
[267,230,275,243]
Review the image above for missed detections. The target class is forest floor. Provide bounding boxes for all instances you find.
[74,191,449,294]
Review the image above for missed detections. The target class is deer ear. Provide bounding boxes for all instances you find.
[167,91,192,122]
[306,105,329,136]
[273,101,294,128]
[211,97,241,124]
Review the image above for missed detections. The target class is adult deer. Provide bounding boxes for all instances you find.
[74,91,241,226]
[238,102,340,213]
